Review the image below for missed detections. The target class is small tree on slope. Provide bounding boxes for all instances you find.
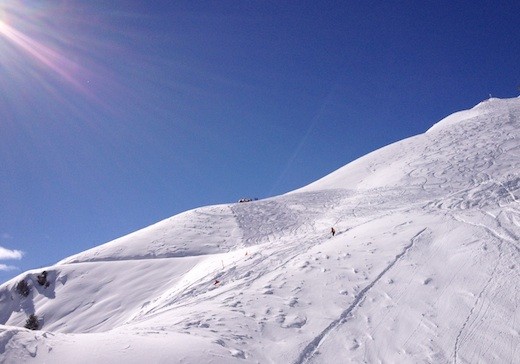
[16,280,30,297]
[24,314,39,330]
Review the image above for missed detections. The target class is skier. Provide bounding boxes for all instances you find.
[331,227,336,237]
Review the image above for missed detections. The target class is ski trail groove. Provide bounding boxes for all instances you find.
[453,242,502,364]
[293,228,428,364]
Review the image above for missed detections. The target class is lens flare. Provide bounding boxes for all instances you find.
[0,19,83,89]
[0,2,98,95]
[0,0,140,128]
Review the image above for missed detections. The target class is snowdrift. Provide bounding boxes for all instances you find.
[1,97,519,363]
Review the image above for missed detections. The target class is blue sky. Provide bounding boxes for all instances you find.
[1,0,519,282]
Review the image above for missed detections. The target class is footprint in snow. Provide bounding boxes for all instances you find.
[292,285,302,293]
[274,312,307,328]
[213,339,226,347]
[287,296,298,307]
[349,339,360,351]
[230,349,246,359]
[281,314,307,328]
[275,313,285,324]
[241,270,253,278]
[299,261,310,269]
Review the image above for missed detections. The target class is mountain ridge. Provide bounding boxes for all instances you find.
[1,97,519,363]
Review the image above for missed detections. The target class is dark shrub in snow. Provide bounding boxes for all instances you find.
[25,314,39,330]
[16,280,30,297]
[37,271,49,287]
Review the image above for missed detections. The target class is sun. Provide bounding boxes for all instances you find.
[0,8,63,73]
[0,1,93,94]
[0,1,140,121]
[0,2,16,38]
[0,9,9,40]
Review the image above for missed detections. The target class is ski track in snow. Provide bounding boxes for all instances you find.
[452,244,502,364]
[128,191,393,321]
[2,97,520,363]
[450,208,520,363]
[294,228,428,364]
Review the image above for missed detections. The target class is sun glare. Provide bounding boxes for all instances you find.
[0,11,8,37]
[1,19,75,82]
[0,8,84,90]
[0,1,145,121]
[0,0,117,109]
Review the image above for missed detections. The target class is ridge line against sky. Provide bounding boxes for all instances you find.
[1,0,519,282]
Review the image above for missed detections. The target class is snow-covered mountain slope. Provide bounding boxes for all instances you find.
[1,97,519,363]
[299,97,519,195]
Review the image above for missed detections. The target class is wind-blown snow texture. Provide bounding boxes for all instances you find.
[1,97,519,363]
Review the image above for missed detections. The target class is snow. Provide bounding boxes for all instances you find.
[1,97,520,363]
